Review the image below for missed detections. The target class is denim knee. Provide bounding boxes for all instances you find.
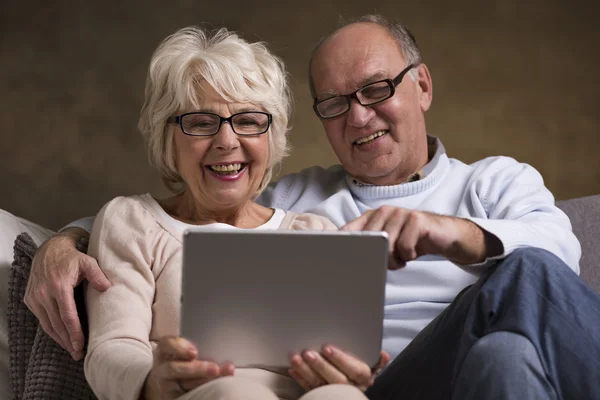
[498,247,577,283]
[453,331,557,400]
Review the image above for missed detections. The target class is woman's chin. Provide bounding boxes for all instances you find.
[208,190,252,209]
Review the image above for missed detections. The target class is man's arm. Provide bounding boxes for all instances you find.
[61,216,96,234]
[341,207,503,269]
[342,157,580,272]
[458,157,581,272]
[24,216,110,359]
[257,165,347,212]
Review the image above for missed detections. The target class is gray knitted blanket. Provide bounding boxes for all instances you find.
[8,232,97,400]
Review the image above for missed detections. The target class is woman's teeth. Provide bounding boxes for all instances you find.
[355,131,387,145]
[209,163,243,174]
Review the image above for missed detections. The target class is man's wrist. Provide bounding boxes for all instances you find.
[481,225,503,259]
[444,218,487,265]
[59,216,95,235]
[54,227,90,252]
[57,227,89,241]
[452,219,502,265]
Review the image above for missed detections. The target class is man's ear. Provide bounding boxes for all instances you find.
[416,64,433,112]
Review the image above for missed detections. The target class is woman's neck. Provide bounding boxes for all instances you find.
[158,192,274,229]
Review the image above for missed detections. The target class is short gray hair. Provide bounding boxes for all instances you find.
[308,14,423,98]
[138,26,291,193]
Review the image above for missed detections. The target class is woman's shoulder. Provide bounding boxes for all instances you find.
[97,194,150,220]
[94,194,164,234]
[280,211,338,231]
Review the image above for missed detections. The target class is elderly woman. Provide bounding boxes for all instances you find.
[83,26,386,400]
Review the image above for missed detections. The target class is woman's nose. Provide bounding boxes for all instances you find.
[212,122,240,151]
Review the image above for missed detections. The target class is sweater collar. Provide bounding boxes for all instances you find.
[346,135,449,200]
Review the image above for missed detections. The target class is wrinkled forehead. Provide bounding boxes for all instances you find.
[311,24,405,98]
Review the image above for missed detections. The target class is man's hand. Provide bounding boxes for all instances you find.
[289,346,389,392]
[143,337,234,400]
[24,227,111,360]
[341,206,502,269]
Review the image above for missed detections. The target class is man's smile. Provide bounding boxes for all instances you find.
[354,130,389,145]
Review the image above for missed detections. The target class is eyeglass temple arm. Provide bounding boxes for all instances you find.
[393,64,416,85]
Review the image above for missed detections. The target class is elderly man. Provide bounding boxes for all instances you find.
[26,15,599,399]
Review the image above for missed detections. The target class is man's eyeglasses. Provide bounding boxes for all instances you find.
[167,111,272,136]
[313,64,416,119]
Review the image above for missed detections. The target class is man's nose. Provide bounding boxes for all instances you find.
[346,98,375,128]
[212,122,240,151]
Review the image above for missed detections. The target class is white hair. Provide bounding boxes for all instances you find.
[309,14,424,98]
[138,26,291,193]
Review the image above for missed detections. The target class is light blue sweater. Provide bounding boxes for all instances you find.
[257,137,581,361]
[70,137,580,362]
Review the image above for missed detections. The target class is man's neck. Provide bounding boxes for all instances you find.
[352,136,437,187]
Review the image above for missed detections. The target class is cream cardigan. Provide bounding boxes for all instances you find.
[84,194,337,400]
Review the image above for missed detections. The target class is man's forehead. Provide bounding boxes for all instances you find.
[312,49,402,98]
[316,69,390,99]
[311,24,404,97]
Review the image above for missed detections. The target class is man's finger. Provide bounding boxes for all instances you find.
[47,299,74,353]
[383,214,403,252]
[33,303,66,350]
[80,257,112,291]
[321,346,371,386]
[381,209,406,268]
[56,291,85,355]
[23,288,35,314]
[395,214,422,262]
[388,256,406,270]
[362,208,396,232]
[45,328,66,351]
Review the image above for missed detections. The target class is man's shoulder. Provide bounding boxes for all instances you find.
[447,154,546,199]
[465,155,541,181]
[446,154,519,169]
[276,164,347,186]
[466,155,520,169]
[447,155,529,179]
[259,165,347,210]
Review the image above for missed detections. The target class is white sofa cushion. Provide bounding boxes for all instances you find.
[0,209,53,398]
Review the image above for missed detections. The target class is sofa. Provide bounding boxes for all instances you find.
[1,194,599,399]
[1,209,54,399]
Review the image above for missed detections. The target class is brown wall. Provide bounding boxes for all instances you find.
[1,0,599,230]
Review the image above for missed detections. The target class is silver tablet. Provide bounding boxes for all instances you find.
[180,229,388,369]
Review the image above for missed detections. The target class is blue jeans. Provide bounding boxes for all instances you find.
[365,248,600,400]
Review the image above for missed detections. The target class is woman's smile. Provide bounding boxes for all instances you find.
[205,162,248,181]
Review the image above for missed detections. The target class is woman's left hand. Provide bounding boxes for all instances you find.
[288,346,390,392]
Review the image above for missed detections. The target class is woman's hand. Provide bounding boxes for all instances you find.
[143,337,235,400]
[289,345,389,392]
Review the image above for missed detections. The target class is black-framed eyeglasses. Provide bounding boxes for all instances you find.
[167,111,272,136]
[313,64,416,119]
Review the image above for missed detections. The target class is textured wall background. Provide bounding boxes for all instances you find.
[1,0,599,230]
